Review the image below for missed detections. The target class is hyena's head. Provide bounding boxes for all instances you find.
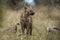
[24,6,35,16]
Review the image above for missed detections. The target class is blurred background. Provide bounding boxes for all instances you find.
[0,0,60,40]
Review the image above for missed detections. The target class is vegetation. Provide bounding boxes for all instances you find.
[0,0,60,40]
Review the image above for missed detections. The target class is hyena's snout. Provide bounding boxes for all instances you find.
[29,10,35,15]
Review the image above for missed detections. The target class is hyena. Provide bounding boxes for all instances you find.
[4,23,20,33]
[20,6,35,35]
[14,23,20,33]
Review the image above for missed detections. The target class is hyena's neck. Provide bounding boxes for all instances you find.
[25,12,29,17]
[23,12,28,19]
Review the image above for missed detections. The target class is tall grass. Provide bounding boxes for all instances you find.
[0,1,60,40]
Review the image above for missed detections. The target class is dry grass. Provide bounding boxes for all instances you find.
[0,5,60,40]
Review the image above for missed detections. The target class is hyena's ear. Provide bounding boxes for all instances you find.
[24,6,27,10]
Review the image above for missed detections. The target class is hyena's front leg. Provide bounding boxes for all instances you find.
[29,25,32,35]
[26,16,32,35]
[21,24,25,34]
[26,24,32,35]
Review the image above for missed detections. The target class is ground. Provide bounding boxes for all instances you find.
[0,5,60,40]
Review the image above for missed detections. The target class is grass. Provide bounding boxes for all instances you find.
[0,5,60,40]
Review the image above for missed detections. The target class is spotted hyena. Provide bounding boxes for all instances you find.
[20,6,35,35]
[14,23,20,33]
